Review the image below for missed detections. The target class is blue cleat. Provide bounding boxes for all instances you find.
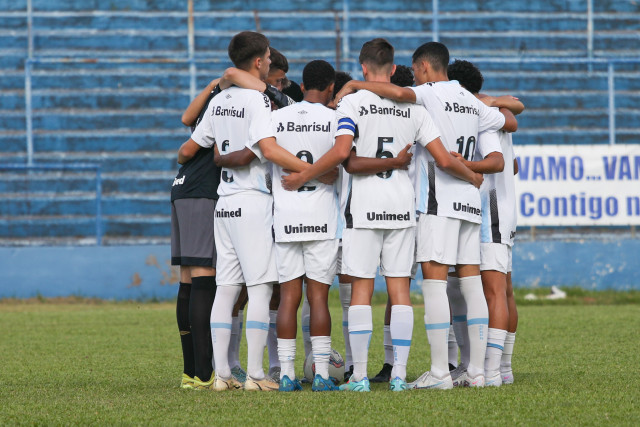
[279,375,303,392]
[312,374,339,391]
[339,376,370,392]
[389,376,408,392]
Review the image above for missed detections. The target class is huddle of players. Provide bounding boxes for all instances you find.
[172,30,522,392]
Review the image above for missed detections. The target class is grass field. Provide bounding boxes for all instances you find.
[1,290,638,425]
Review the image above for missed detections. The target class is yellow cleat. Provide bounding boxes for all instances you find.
[180,373,195,389]
[244,375,279,391]
[192,373,215,390]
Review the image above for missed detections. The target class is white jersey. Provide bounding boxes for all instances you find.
[336,89,440,229]
[336,167,350,240]
[410,81,505,223]
[191,86,274,197]
[271,101,339,242]
[478,130,517,246]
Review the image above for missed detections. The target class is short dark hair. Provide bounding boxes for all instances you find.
[282,80,304,102]
[447,59,484,94]
[269,47,288,73]
[228,31,270,69]
[359,38,394,71]
[333,71,353,97]
[412,41,449,73]
[302,60,336,91]
[391,64,414,87]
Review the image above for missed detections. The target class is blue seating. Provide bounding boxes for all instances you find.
[0,0,638,244]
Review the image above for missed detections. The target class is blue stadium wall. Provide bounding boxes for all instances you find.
[1,241,638,299]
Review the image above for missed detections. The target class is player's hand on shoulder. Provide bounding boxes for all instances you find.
[333,81,357,107]
[394,144,413,170]
[317,167,339,185]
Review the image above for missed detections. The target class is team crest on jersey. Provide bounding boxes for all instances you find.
[225,93,232,99]
[298,110,308,114]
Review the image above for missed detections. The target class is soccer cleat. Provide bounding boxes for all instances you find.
[344,365,354,383]
[244,375,279,391]
[213,374,243,391]
[279,375,303,392]
[312,374,339,391]
[231,366,247,384]
[462,373,485,388]
[180,373,195,389]
[389,376,408,392]
[192,373,215,390]
[339,376,370,392]
[410,371,453,390]
[268,367,281,384]
[449,365,467,387]
[501,370,514,385]
[370,363,393,383]
[485,372,502,387]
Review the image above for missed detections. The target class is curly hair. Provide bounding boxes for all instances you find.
[333,71,353,97]
[391,64,414,87]
[302,60,335,92]
[447,59,484,94]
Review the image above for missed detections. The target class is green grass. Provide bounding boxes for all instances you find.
[0,292,639,425]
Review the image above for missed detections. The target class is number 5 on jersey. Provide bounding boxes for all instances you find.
[376,137,394,179]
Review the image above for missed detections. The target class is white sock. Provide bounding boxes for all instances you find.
[210,286,241,379]
[277,338,296,381]
[421,279,450,379]
[459,276,488,378]
[228,312,242,369]
[311,335,332,380]
[348,305,372,382]
[301,287,312,359]
[339,281,353,368]
[448,324,458,368]
[267,310,280,370]
[501,332,516,373]
[447,276,469,369]
[485,328,507,378]
[390,305,413,381]
[383,325,393,365]
[245,284,273,380]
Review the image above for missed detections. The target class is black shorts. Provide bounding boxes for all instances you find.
[171,198,217,267]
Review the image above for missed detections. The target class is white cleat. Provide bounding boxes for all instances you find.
[449,365,467,388]
[501,369,514,385]
[462,372,485,388]
[485,372,502,387]
[409,371,453,390]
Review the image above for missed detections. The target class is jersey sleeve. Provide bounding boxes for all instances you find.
[477,130,503,158]
[478,103,506,133]
[409,85,428,106]
[190,102,216,148]
[246,91,275,162]
[335,95,358,138]
[414,108,441,148]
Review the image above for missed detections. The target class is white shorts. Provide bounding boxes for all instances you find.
[214,193,278,287]
[342,227,415,278]
[275,239,339,285]
[480,243,512,274]
[416,214,480,266]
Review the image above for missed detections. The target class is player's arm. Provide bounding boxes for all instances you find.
[450,151,504,174]
[427,137,483,188]
[258,137,311,173]
[344,144,413,175]
[334,80,416,105]
[514,158,519,175]
[481,94,525,115]
[177,138,201,164]
[282,135,353,190]
[220,67,293,108]
[213,144,256,168]
[181,78,221,126]
[500,108,518,132]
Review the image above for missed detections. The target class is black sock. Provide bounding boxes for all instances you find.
[190,276,216,381]
[177,282,195,378]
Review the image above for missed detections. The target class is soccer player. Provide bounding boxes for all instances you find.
[333,41,516,389]
[270,60,341,392]
[283,38,480,392]
[447,59,522,386]
[188,31,312,391]
[172,82,222,390]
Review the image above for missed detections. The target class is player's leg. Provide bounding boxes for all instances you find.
[413,214,455,389]
[371,298,393,383]
[189,266,216,385]
[303,238,339,391]
[229,286,247,383]
[481,243,510,387]
[338,243,354,381]
[502,252,517,384]
[448,323,458,370]
[267,284,281,381]
[447,273,470,385]
[176,266,194,388]
[301,280,312,360]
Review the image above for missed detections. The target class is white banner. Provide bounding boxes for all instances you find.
[514,144,640,226]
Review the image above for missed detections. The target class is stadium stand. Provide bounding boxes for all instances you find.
[0,0,638,245]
